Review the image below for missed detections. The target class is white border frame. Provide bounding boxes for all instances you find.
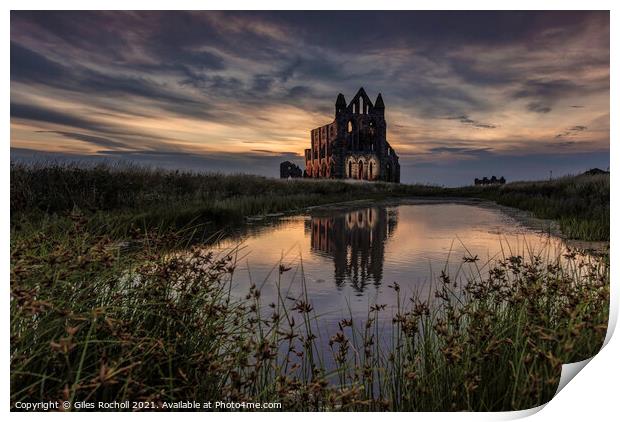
[4,2,616,420]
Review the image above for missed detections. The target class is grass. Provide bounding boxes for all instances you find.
[453,175,610,241]
[10,161,609,241]
[9,161,610,411]
[10,217,609,411]
[10,162,442,239]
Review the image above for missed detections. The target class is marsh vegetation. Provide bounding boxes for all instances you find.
[10,162,610,411]
[11,162,608,241]
[10,217,608,410]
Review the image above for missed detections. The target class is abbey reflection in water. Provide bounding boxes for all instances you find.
[306,207,398,292]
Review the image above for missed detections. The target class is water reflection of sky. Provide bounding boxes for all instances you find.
[213,203,566,329]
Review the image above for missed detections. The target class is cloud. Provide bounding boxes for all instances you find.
[10,42,67,83]
[526,102,552,114]
[427,146,493,156]
[445,115,496,129]
[513,77,607,108]
[12,102,183,153]
[36,131,130,150]
[555,125,588,138]
[10,11,609,184]
[556,141,577,147]
[11,42,213,121]
[513,79,580,101]
[12,103,110,133]
[251,149,301,157]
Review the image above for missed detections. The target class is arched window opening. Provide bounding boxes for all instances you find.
[369,162,373,179]
[358,160,364,180]
[347,121,353,133]
[348,161,353,178]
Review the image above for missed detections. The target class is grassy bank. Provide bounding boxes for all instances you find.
[11,217,608,410]
[10,162,441,239]
[10,162,609,241]
[453,174,609,241]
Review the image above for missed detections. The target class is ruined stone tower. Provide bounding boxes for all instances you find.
[304,87,400,183]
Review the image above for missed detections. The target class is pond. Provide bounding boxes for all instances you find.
[211,200,567,353]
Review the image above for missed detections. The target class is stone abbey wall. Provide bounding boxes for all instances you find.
[304,87,400,183]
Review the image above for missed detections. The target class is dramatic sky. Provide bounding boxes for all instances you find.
[11,11,609,186]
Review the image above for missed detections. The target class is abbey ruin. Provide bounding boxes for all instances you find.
[304,87,400,183]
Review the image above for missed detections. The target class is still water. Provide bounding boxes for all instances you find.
[213,200,564,341]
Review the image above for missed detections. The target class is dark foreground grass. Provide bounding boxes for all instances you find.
[11,218,608,411]
[10,162,609,241]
